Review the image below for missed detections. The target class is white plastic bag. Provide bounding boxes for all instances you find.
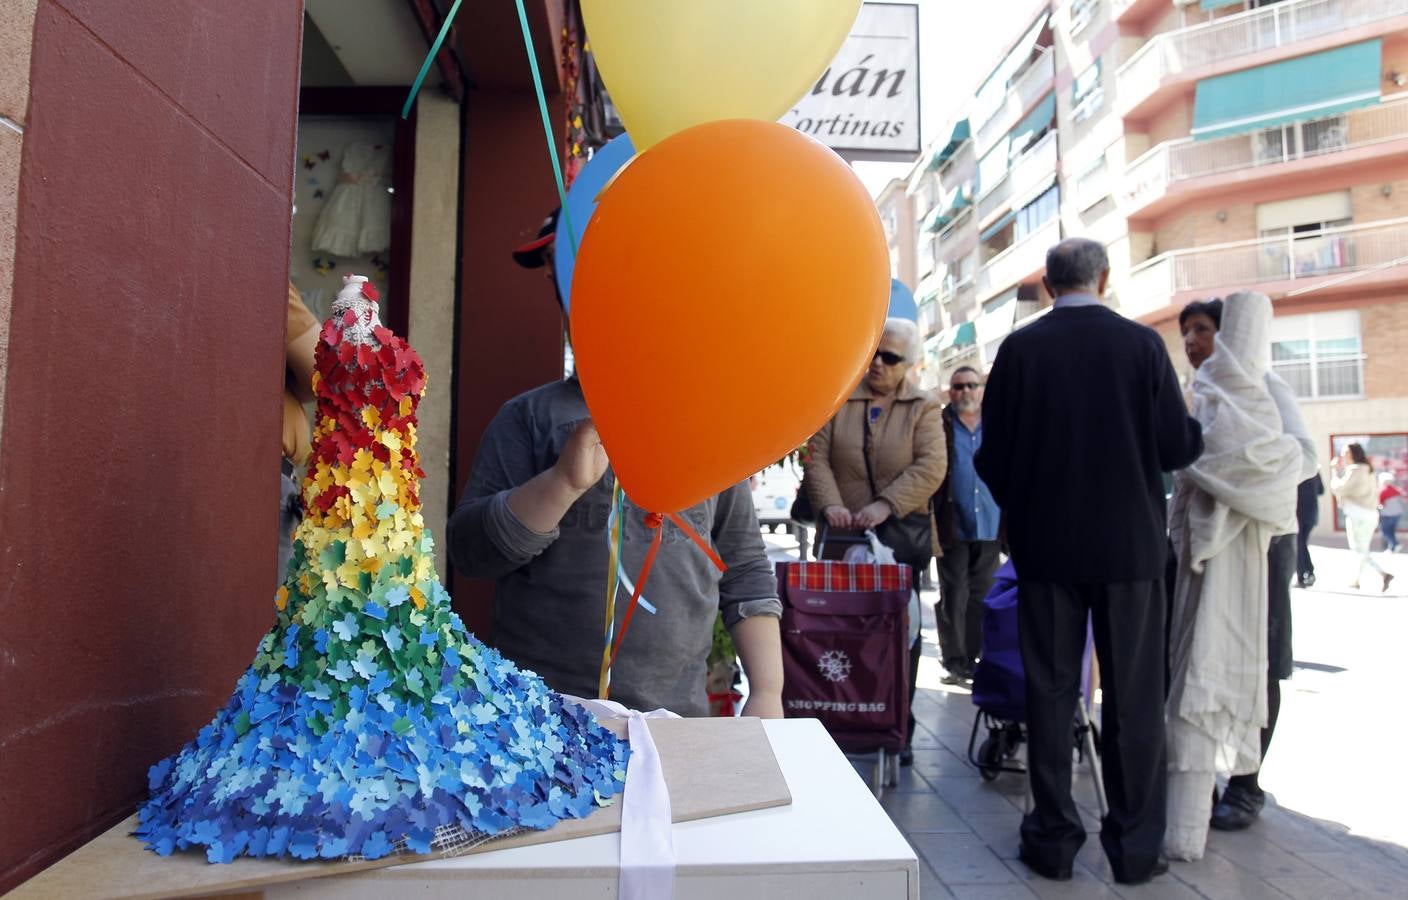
[842,530,920,646]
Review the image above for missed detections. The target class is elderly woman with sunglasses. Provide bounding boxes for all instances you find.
[803,317,947,761]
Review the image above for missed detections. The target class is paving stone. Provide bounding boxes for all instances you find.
[883,790,973,833]
[1168,850,1295,900]
[1003,859,1122,899]
[910,832,1021,885]
[1296,851,1408,896]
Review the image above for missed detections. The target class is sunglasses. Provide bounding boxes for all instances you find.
[950,382,982,391]
[874,350,905,366]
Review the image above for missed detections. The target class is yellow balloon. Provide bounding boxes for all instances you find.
[581,0,862,151]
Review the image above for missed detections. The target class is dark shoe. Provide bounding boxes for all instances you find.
[1114,856,1169,885]
[1211,783,1265,831]
[899,746,914,767]
[1018,843,1072,881]
[940,672,966,686]
[1303,573,1316,588]
[1384,572,1395,593]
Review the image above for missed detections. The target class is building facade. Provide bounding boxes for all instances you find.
[914,0,1408,535]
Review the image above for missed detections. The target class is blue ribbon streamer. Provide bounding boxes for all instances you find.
[607,494,657,616]
[513,0,581,256]
[401,0,464,120]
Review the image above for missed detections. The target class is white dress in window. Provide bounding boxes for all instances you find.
[312,142,392,257]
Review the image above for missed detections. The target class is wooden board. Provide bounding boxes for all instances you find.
[12,717,790,900]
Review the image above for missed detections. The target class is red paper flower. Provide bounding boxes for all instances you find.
[361,282,381,303]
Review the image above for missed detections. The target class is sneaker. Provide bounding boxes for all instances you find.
[940,672,966,686]
[1210,783,1264,831]
[1302,573,1316,588]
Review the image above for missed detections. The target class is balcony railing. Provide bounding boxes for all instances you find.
[1117,0,1408,111]
[977,132,1058,222]
[978,217,1060,301]
[975,47,1055,153]
[1123,95,1408,210]
[1123,217,1408,317]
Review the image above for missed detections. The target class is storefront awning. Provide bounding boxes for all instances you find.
[1199,0,1243,9]
[1192,40,1382,140]
[926,119,971,170]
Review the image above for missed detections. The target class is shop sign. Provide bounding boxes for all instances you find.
[783,2,921,161]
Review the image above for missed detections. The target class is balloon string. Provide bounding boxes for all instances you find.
[667,512,727,573]
[609,513,665,668]
[513,0,581,257]
[597,481,625,699]
[401,0,463,120]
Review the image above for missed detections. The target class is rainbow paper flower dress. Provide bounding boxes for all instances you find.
[138,275,627,863]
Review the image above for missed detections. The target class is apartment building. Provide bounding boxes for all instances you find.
[911,0,1408,532]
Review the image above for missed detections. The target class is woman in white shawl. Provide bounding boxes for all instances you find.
[1165,292,1303,861]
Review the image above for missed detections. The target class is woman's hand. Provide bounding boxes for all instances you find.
[853,500,893,529]
[823,505,854,529]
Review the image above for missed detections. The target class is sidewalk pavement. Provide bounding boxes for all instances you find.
[762,530,1408,899]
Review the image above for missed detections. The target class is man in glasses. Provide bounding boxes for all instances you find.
[975,238,1203,885]
[445,211,784,721]
[933,366,1001,685]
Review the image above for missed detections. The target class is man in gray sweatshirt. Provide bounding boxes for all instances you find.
[446,370,783,719]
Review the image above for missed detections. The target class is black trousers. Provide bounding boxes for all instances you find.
[1018,579,1166,884]
[1296,518,1316,582]
[936,540,1001,672]
[1227,534,1296,791]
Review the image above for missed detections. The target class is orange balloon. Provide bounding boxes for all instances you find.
[571,119,889,514]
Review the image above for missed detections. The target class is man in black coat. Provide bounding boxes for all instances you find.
[975,238,1203,885]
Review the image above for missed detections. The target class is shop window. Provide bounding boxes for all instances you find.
[1270,311,1364,399]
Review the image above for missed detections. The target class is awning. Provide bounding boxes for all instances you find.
[980,208,1018,242]
[926,119,971,170]
[924,183,973,232]
[971,13,1050,129]
[1008,91,1056,158]
[1192,40,1382,140]
[1199,0,1243,8]
[946,321,977,349]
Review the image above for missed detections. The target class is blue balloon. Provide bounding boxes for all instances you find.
[553,134,637,312]
[887,278,918,321]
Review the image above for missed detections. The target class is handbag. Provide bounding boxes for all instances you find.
[862,408,933,572]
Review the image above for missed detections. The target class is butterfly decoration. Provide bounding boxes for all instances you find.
[371,254,390,274]
[313,257,336,276]
[302,156,317,171]
[317,149,331,162]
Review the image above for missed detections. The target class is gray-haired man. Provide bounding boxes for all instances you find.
[975,238,1203,885]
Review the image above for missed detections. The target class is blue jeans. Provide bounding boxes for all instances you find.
[1382,515,1401,552]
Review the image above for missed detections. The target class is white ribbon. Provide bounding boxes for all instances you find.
[563,695,679,900]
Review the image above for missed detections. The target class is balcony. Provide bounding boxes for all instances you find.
[1116,0,1408,118]
[1122,95,1408,218]
[977,131,1058,225]
[1121,217,1408,320]
[974,48,1055,156]
[977,217,1060,302]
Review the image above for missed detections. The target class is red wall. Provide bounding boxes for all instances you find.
[0,1,302,891]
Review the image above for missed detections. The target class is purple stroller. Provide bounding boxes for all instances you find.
[965,561,1108,817]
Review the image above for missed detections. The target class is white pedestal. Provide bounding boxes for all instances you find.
[268,718,919,899]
